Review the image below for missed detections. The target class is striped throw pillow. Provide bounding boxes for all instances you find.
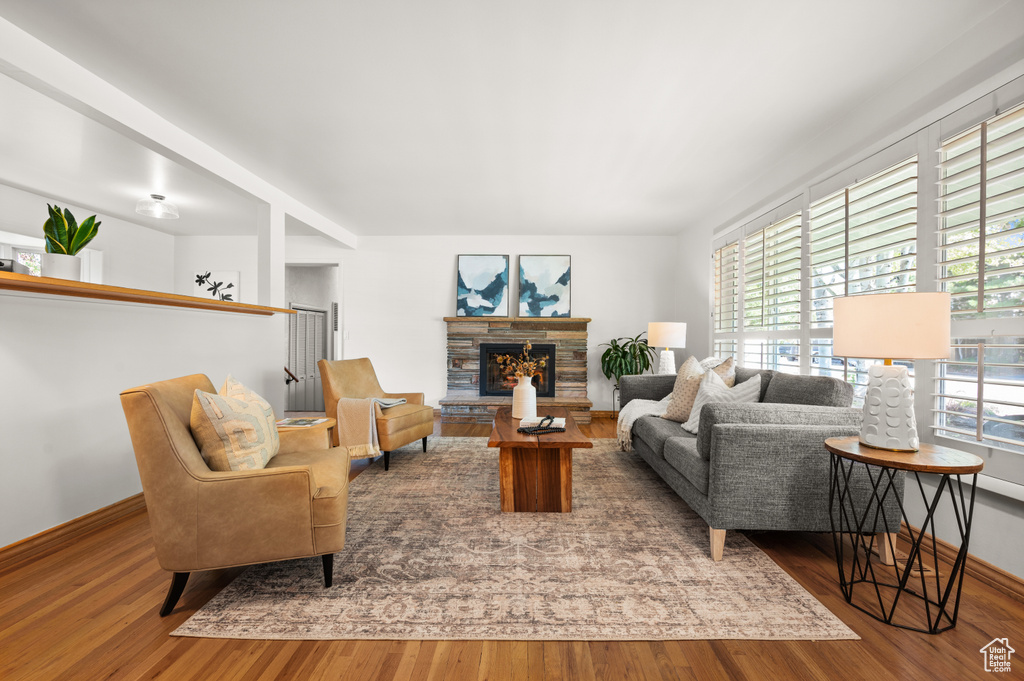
[681,370,761,435]
[662,357,737,423]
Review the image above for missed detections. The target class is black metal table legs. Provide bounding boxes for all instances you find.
[829,453,978,634]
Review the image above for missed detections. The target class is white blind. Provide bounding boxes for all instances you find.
[935,338,1024,454]
[808,157,918,328]
[938,103,1024,318]
[713,242,740,334]
[743,213,801,331]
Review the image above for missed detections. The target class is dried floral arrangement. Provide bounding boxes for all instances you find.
[495,340,547,379]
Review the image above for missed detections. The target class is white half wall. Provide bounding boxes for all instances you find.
[0,293,286,549]
[287,235,680,412]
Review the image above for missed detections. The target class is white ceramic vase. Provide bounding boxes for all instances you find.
[512,374,537,420]
[41,252,82,281]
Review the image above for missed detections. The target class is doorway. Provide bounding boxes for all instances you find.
[287,306,328,411]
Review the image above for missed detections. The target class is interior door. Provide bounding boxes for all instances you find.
[287,307,327,411]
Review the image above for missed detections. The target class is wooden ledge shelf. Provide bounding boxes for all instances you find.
[444,317,591,323]
[0,272,294,316]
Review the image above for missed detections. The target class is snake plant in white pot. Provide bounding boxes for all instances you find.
[42,204,101,281]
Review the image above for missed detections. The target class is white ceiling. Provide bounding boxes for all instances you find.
[0,1,1021,237]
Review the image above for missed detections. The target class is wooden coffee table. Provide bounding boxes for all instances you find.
[487,407,592,512]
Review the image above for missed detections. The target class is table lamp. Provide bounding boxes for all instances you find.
[833,292,951,452]
[647,322,687,375]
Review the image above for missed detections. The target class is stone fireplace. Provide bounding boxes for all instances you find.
[440,317,592,425]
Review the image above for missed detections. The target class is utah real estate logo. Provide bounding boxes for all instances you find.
[980,638,1014,673]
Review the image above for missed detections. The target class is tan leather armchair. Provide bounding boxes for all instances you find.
[119,374,349,616]
[318,358,433,470]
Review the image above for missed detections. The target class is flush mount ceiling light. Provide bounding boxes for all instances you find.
[135,194,179,219]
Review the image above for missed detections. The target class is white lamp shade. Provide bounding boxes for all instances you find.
[833,292,950,359]
[647,322,687,349]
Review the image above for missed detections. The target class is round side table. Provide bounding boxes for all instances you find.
[825,435,983,634]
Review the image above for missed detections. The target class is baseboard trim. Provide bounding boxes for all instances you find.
[0,493,146,572]
[590,410,617,419]
[898,523,1024,603]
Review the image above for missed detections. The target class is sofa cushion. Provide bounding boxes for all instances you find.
[663,436,708,494]
[682,372,761,434]
[190,390,280,471]
[762,372,854,407]
[633,415,691,458]
[696,402,862,459]
[735,367,775,401]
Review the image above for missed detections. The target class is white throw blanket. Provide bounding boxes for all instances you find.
[616,396,670,452]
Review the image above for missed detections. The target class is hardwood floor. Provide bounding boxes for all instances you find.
[2,416,1022,681]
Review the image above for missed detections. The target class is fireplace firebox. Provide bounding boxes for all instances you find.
[479,343,556,397]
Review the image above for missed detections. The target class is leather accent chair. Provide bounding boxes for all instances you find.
[120,374,349,616]
[318,358,433,470]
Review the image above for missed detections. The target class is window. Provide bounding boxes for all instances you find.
[14,247,42,276]
[938,103,1024,319]
[713,212,801,372]
[936,103,1024,454]
[713,242,740,335]
[808,157,918,329]
[935,338,1024,454]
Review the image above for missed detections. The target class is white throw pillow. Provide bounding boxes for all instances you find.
[681,371,761,435]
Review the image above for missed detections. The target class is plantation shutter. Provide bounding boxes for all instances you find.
[938,103,1024,318]
[744,214,801,331]
[713,242,740,334]
[809,158,918,329]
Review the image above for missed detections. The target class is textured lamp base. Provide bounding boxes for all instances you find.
[861,364,918,452]
[657,349,676,375]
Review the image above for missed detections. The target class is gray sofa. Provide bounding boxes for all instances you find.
[620,366,903,561]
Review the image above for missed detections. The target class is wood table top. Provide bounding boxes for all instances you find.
[487,407,593,449]
[824,436,984,474]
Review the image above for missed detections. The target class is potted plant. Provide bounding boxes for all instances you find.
[600,332,656,411]
[42,204,101,281]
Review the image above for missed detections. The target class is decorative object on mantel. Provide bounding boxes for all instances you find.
[833,292,951,451]
[456,254,508,316]
[519,254,570,317]
[647,322,687,374]
[135,193,179,219]
[194,271,239,301]
[41,203,101,281]
[496,341,546,419]
[600,332,656,410]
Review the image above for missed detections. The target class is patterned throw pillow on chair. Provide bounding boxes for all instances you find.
[662,356,736,423]
[190,376,280,471]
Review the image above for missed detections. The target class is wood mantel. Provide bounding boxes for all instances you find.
[0,272,294,316]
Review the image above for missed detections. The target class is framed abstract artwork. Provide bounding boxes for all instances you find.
[194,271,239,301]
[456,255,509,316]
[519,255,570,317]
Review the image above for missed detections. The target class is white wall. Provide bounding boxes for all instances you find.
[0,182,174,290]
[288,234,680,412]
[0,292,286,549]
[174,235,258,304]
[675,231,711,362]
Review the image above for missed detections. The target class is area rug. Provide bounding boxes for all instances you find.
[174,437,856,641]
